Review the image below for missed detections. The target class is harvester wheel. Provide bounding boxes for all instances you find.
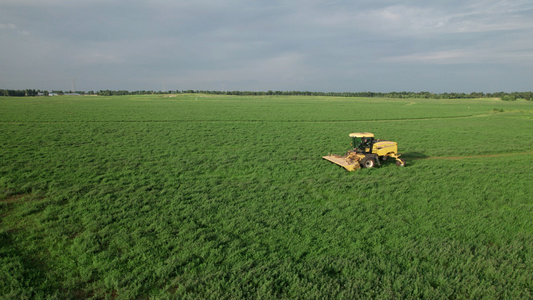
[361,156,376,168]
[396,158,406,167]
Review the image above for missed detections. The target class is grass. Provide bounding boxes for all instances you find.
[1,95,533,298]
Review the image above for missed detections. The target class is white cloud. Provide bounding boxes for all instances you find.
[0,22,31,36]
[0,23,18,29]
[383,50,474,64]
[383,47,533,65]
[310,2,533,38]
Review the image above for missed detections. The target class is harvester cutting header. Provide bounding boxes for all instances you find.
[323,132,405,171]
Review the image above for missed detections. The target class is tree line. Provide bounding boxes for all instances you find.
[1,89,40,97]
[1,89,532,100]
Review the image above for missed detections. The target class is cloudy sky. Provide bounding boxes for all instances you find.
[1,0,532,92]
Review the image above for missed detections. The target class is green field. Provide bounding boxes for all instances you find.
[1,95,533,298]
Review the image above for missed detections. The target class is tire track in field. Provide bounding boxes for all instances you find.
[408,151,533,161]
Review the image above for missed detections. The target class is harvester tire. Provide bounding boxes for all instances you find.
[396,158,406,167]
[361,156,376,168]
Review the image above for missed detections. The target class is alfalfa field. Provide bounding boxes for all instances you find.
[1,95,532,298]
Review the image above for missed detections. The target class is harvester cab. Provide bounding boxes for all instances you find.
[323,132,406,171]
[350,132,374,153]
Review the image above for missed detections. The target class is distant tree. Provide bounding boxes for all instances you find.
[502,95,516,101]
[98,90,112,96]
[25,89,37,96]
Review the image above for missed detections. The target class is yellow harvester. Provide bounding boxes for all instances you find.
[323,132,405,171]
